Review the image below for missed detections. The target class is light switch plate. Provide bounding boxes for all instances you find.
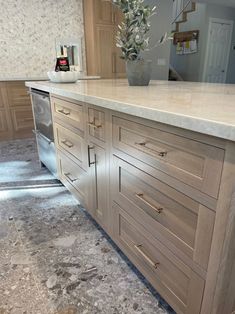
[157,58,166,66]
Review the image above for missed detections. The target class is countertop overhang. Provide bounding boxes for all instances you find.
[25,79,235,142]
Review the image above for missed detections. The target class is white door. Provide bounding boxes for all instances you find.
[203,18,233,83]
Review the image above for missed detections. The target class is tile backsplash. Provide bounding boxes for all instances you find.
[0,0,86,79]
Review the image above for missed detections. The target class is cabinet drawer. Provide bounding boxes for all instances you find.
[0,110,9,132]
[7,81,31,107]
[10,107,34,131]
[113,203,205,314]
[55,123,87,170]
[88,107,105,141]
[112,157,215,271]
[112,116,224,199]
[52,97,84,132]
[57,150,88,207]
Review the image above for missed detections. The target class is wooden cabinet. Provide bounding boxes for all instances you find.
[83,0,126,78]
[113,203,205,314]
[50,94,235,314]
[88,141,108,228]
[0,81,33,141]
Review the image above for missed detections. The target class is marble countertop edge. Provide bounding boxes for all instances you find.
[25,80,235,142]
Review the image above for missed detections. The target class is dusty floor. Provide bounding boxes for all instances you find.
[0,139,175,314]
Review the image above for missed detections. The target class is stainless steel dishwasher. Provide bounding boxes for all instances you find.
[30,88,57,178]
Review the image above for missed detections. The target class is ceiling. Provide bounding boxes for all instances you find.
[195,0,235,8]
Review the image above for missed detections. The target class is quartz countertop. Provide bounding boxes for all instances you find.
[25,79,235,141]
[1,75,100,82]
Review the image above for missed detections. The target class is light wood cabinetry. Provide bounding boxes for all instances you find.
[0,81,34,141]
[50,94,235,314]
[83,0,126,78]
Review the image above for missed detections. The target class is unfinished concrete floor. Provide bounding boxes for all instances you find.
[0,139,174,314]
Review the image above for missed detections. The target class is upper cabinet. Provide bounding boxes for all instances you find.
[83,0,126,79]
[94,0,114,25]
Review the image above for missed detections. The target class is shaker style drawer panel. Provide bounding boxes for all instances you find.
[88,107,105,141]
[112,116,224,199]
[54,123,87,170]
[0,110,9,132]
[7,81,31,107]
[113,203,205,314]
[112,157,215,271]
[52,97,84,132]
[10,107,34,131]
[57,150,88,207]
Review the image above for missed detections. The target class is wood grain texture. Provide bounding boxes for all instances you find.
[112,202,205,314]
[0,81,33,140]
[83,0,126,78]
[201,142,235,314]
[112,115,224,200]
[51,95,235,314]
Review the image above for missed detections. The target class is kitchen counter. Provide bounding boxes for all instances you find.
[26,79,235,141]
[1,75,100,82]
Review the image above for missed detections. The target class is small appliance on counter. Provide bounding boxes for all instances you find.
[30,88,57,178]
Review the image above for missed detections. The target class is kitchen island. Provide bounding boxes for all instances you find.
[26,79,235,314]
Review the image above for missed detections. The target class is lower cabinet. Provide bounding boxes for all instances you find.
[0,81,34,141]
[87,142,108,229]
[57,150,90,209]
[51,96,233,314]
[112,203,205,314]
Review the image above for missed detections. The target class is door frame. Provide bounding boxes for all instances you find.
[202,17,234,83]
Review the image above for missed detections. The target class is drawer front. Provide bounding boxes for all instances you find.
[88,107,105,141]
[7,82,31,107]
[57,150,88,207]
[11,107,34,131]
[113,203,205,314]
[0,110,9,132]
[55,123,87,170]
[112,116,224,199]
[112,157,215,271]
[52,97,84,132]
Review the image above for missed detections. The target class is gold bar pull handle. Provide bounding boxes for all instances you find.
[61,139,74,148]
[158,151,167,157]
[64,173,78,183]
[134,244,160,269]
[134,142,167,158]
[88,121,102,129]
[58,108,71,116]
[135,193,163,214]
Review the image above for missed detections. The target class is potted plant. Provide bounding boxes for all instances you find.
[113,0,156,86]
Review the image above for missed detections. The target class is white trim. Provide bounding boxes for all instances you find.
[202,17,234,83]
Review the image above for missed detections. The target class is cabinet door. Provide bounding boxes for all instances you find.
[114,44,126,78]
[88,142,108,229]
[94,0,114,25]
[6,81,31,107]
[96,25,116,78]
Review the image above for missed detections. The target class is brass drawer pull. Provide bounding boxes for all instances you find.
[88,121,102,129]
[134,244,160,269]
[61,139,74,148]
[135,193,163,214]
[64,172,78,183]
[134,142,167,158]
[58,108,71,116]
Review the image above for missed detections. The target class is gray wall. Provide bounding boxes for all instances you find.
[170,2,235,83]
[170,3,207,82]
[143,0,173,80]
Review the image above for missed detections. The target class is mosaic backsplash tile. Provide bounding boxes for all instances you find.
[0,0,86,79]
